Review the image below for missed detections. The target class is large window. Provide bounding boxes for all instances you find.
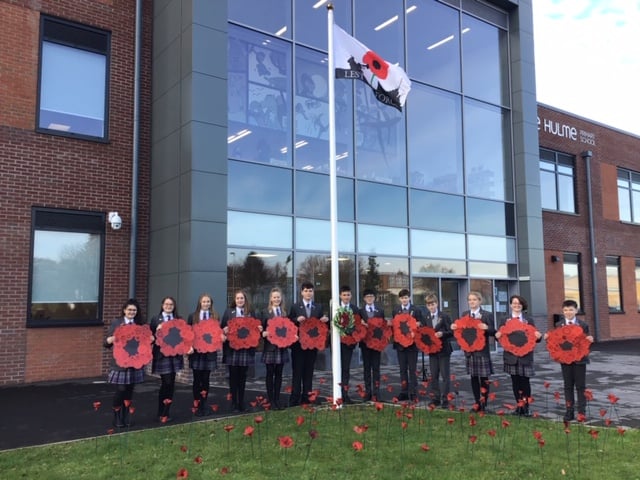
[562,253,582,308]
[37,16,110,140]
[606,256,622,313]
[539,149,576,213]
[29,209,105,327]
[617,168,640,223]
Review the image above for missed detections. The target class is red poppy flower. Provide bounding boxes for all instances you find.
[392,313,417,348]
[453,316,486,353]
[93,401,101,411]
[113,324,153,369]
[364,317,392,351]
[607,393,619,404]
[223,424,234,433]
[421,443,430,452]
[497,319,537,357]
[309,429,318,440]
[296,415,305,426]
[155,318,194,356]
[254,415,264,424]
[352,440,364,452]
[362,50,389,80]
[180,445,188,452]
[194,456,203,464]
[192,319,224,353]
[414,326,443,354]
[227,317,262,349]
[278,436,294,448]
[298,317,328,350]
[545,324,590,364]
[177,468,189,479]
[266,316,298,348]
[341,314,367,346]
[244,426,254,437]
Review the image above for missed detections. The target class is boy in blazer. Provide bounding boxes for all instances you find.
[424,293,453,408]
[359,289,387,401]
[391,288,424,401]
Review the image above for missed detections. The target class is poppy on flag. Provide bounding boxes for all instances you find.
[333,23,411,111]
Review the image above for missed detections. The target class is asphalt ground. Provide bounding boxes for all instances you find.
[0,339,638,451]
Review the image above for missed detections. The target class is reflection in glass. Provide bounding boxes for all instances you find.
[464,99,509,201]
[228,0,291,39]
[358,255,409,314]
[468,262,510,279]
[357,224,408,256]
[357,181,407,226]
[228,26,292,167]
[228,211,292,249]
[295,253,357,308]
[228,161,292,214]
[227,248,293,313]
[295,0,351,50]
[295,218,354,252]
[410,189,464,231]
[408,85,463,194]
[411,258,467,276]
[295,173,354,221]
[406,0,460,91]
[31,231,100,320]
[354,0,405,71]
[466,198,511,236]
[468,235,515,263]
[410,230,465,259]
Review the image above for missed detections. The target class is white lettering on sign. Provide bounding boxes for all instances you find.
[537,116,595,145]
[579,130,596,145]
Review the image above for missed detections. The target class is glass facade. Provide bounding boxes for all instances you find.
[226,0,521,321]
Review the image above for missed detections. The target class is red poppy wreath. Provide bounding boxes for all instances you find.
[392,313,418,348]
[155,318,194,356]
[266,316,298,349]
[113,323,153,369]
[299,317,329,351]
[227,317,262,349]
[497,319,537,357]
[546,324,590,364]
[415,326,443,354]
[341,314,367,346]
[364,317,392,352]
[192,319,224,353]
[453,315,486,353]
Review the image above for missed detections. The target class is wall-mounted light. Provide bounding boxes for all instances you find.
[108,212,122,230]
[551,255,560,263]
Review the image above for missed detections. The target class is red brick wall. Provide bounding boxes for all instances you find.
[0,0,152,384]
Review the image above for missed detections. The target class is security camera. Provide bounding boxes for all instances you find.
[108,212,123,230]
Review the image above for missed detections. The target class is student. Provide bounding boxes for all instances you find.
[104,298,149,427]
[187,294,220,416]
[358,289,387,401]
[424,293,453,408]
[543,299,594,421]
[149,296,183,422]
[495,295,542,416]
[391,288,424,401]
[288,281,329,406]
[453,291,496,411]
[221,290,261,413]
[261,287,291,410]
[337,285,360,404]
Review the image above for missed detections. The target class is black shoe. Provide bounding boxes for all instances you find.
[428,401,441,408]
[563,410,575,422]
[159,416,173,423]
[398,393,409,401]
[343,395,354,405]
[363,393,372,402]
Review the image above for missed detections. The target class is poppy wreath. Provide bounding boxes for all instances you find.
[155,318,194,356]
[192,319,224,353]
[299,317,329,351]
[414,326,443,354]
[340,314,367,346]
[227,317,262,349]
[546,324,591,364]
[392,313,418,348]
[364,317,392,352]
[333,307,356,336]
[453,315,486,353]
[497,319,538,357]
[266,316,298,348]
[113,324,153,369]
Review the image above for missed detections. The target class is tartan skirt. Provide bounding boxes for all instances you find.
[465,354,494,377]
[262,348,290,365]
[108,368,144,385]
[189,351,218,371]
[152,354,184,375]
[503,361,535,377]
[224,348,255,367]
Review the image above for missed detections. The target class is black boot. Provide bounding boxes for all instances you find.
[563,408,575,422]
[112,407,125,428]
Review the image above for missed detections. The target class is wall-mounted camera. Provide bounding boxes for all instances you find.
[108,212,123,230]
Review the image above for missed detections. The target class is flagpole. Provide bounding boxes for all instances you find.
[327,3,342,406]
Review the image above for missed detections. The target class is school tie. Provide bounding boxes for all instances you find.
[239,308,244,317]
[471,312,476,318]
[305,303,311,317]
[276,307,281,317]
[204,311,209,320]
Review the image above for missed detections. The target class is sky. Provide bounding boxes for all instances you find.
[532,1,640,136]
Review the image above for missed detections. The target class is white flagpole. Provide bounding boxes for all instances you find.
[327,4,342,406]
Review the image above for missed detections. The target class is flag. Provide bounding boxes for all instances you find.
[333,23,411,111]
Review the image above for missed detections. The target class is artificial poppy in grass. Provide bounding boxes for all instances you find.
[155,318,194,356]
[299,317,328,350]
[352,441,364,452]
[414,326,442,354]
[545,324,590,364]
[176,468,189,478]
[278,436,294,448]
[392,313,417,348]
[497,319,538,357]
[341,314,367,346]
[364,317,392,351]
[453,316,486,353]
[227,317,262,349]
[113,324,153,369]
[266,316,298,348]
[192,319,224,353]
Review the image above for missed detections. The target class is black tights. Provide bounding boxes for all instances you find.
[470,375,490,407]
[192,369,211,402]
[510,374,531,403]
[265,363,284,404]
[113,383,134,408]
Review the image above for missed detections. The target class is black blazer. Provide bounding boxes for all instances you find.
[461,309,496,359]
[497,314,540,366]
[425,310,453,356]
[552,317,591,364]
[391,304,424,351]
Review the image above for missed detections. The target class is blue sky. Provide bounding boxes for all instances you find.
[533,1,640,136]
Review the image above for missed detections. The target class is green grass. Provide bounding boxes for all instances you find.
[1,402,638,480]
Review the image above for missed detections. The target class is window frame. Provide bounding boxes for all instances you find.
[36,15,111,141]
[617,168,640,223]
[605,256,623,313]
[27,208,106,328]
[562,253,583,313]
[539,148,576,213]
